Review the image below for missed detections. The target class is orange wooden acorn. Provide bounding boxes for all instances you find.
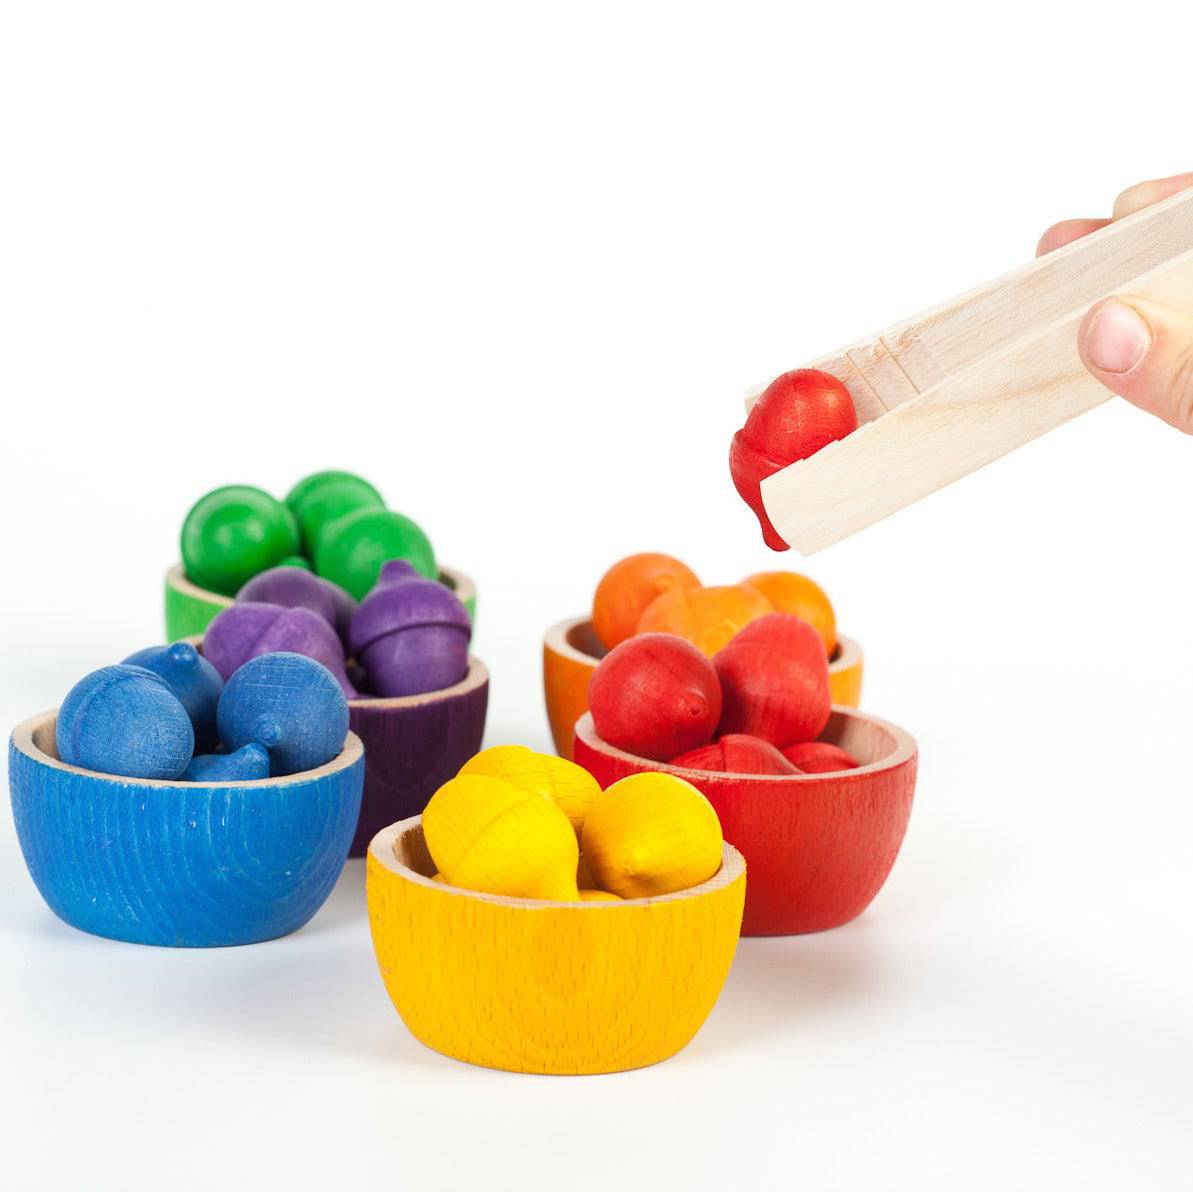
[636,584,773,657]
[592,553,701,651]
[730,369,857,550]
[714,613,831,746]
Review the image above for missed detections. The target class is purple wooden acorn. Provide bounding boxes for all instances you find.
[237,566,357,644]
[203,602,359,698]
[349,560,471,697]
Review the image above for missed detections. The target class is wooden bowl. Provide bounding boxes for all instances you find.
[574,708,916,937]
[164,561,478,640]
[346,658,489,856]
[367,816,746,1075]
[8,712,364,947]
[543,615,864,760]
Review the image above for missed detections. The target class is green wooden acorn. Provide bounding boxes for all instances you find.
[181,485,300,597]
[285,470,384,556]
[314,507,437,600]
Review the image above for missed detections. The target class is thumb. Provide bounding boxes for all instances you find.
[1078,296,1193,433]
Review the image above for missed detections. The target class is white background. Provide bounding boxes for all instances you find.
[2,4,1191,1189]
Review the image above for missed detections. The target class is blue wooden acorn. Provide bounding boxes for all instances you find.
[183,743,271,782]
[217,652,349,777]
[123,641,224,752]
[56,664,194,779]
[348,560,472,697]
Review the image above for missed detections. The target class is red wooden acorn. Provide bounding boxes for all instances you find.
[588,633,722,762]
[671,734,798,776]
[782,740,859,773]
[730,369,857,550]
[714,613,831,746]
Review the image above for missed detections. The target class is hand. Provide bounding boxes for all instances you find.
[1038,173,1193,432]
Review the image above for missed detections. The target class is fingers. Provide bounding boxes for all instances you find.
[1079,296,1193,433]
[1036,218,1111,257]
[1112,172,1193,220]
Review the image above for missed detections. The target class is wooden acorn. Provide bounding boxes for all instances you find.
[671,734,799,776]
[458,744,601,835]
[636,584,774,657]
[237,565,358,643]
[285,470,385,556]
[592,552,701,651]
[730,369,858,550]
[315,507,437,600]
[180,485,300,596]
[182,743,271,782]
[348,561,471,698]
[56,665,194,780]
[422,773,580,900]
[714,613,831,746]
[782,740,860,773]
[123,641,224,752]
[580,772,723,899]
[588,633,722,762]
[217,652,350,777]
[204,602,358,698]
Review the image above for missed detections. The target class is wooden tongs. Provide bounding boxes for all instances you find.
[751,188,1193,554]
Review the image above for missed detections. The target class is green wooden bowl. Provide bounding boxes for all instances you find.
[164,562,478,640]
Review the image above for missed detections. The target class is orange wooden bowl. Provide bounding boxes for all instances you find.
[543,615,864,760]
[574,707,916,936]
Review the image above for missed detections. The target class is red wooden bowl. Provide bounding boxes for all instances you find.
[573,707,916,936]
[543,615,864,760]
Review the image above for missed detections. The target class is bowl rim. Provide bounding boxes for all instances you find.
[544,613,861,674]
[166,561,478,612]
[574,707,916,783]
[10,710,365,790]
[368,815,745,909]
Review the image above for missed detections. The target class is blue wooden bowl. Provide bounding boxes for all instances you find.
[8,711,364,947]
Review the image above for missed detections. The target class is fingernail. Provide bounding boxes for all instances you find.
[1083,299,1151,373]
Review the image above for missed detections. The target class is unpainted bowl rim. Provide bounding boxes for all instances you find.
[368,815,745,910]
[166,561,477,611]
[9,711,364,790]
[573,707,916,783]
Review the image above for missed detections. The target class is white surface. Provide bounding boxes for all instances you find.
[2,4,1192,1190]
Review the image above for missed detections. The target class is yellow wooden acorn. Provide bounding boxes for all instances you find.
[579,889,622,902]
[458,744,600,835]
[581,772,724,899]
[422,774,580,900]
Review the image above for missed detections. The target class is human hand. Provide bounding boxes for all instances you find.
[1038,173,1193,432]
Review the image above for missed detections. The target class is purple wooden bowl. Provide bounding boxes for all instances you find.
[345,656,489,855]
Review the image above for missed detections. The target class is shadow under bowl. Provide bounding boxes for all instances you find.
[164,561,478,640]
[8,712,364,947]
[543,615,864,760]
[366,816,746,1075]
[573,707,916,937]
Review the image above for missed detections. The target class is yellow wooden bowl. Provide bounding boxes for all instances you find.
[543,615,864,760]
[367,816,746,1075]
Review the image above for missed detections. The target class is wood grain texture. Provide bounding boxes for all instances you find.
[748,188,1193,553]
[8,713,364,947]
[347,658,489,856]
[366,817,745,1074]
[574,708,915,936]
[543,615,863,759]
[164,562,478,640]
